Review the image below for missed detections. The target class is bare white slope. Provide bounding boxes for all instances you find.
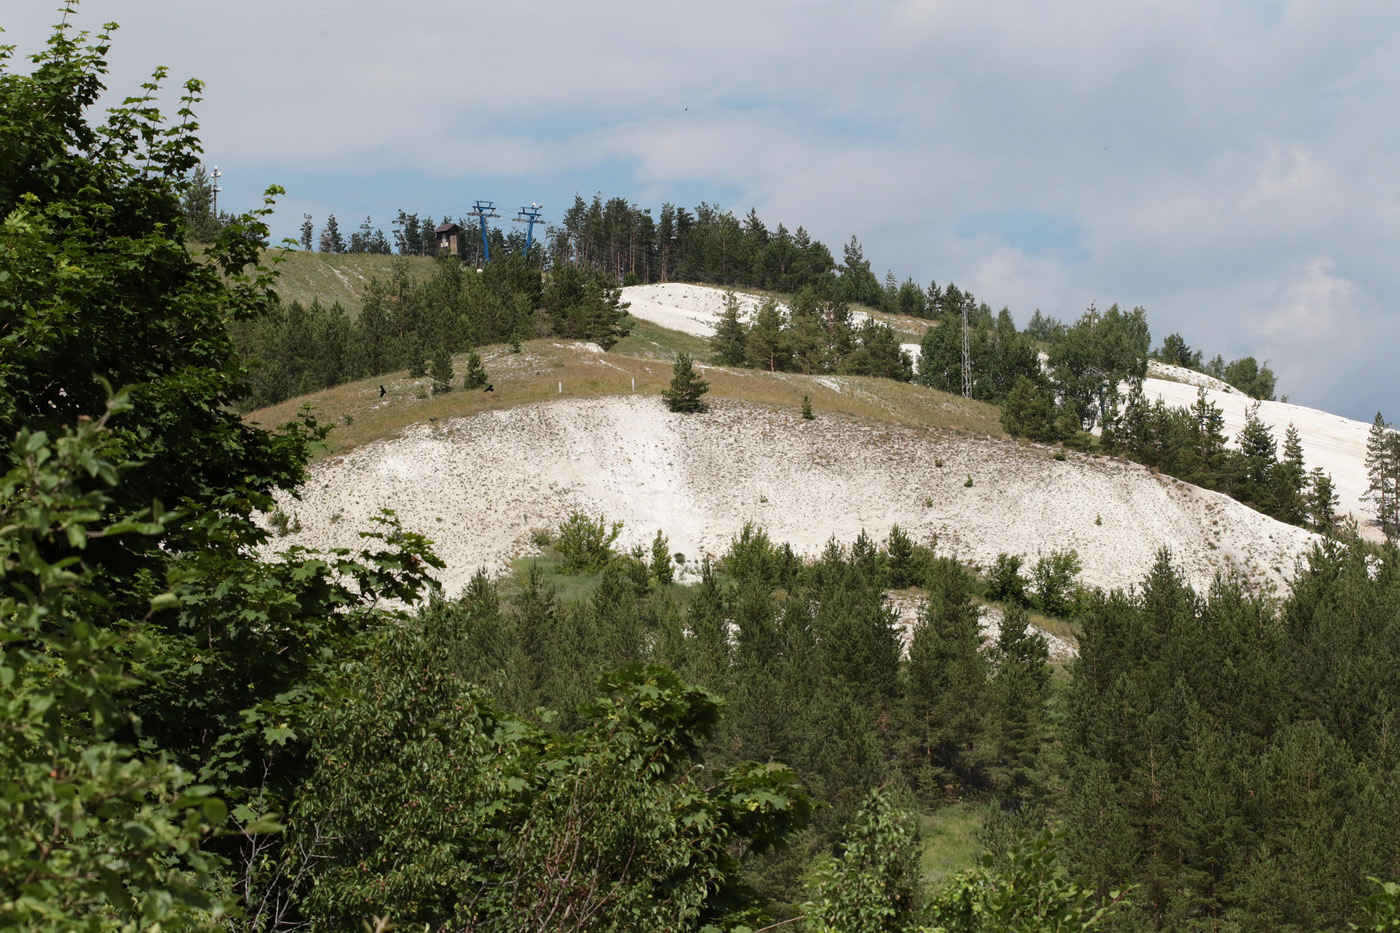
[623,283,1377,538]
[271,396,1317,600]
[1145,360,1242,396]
[624,283,924,362]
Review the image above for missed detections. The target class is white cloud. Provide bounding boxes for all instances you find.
[1257,258,1355,342]
[964,245,1075,319]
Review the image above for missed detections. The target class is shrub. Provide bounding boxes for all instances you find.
[987,553,1029,606]
[927,824,1133,931]
[804,789,923,933]
[1031,550,1082,617]
[556,512,623,573]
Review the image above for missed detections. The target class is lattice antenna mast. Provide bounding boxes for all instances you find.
[513,203,544,260]
[961,300,973,399]
[467,200,501,264]
[210,165,222,217]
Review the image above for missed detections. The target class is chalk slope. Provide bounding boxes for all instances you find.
[271,395,1317,600]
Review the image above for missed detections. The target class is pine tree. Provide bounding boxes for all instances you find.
[1267,424,1308,525]
[649,530,673,586]
[407,335,428,378]
[510,563,559,705]
[785,289,830,374]
[1307,467,1339,532]
[179,164,223,241]
[985,603,1051,808]
[1235,402,1277,506]
[744,297,788,371]
[319,213,344,253]
[346,215,376,253]
[1190,387,1229,479]
[462,350,488,389]
[885,524,916,589]
[662,352,709,413]
[430,346,453,394]
[796,681,887,829]
[729,582,786,760]
[1000,375,1060,442]
[897,557,988,799]
[812,563,901,711]
[1364,411,1400,537]
[682,557,730,693]
[300,213,313,251]
[710,291,748,366]
[394,210,422,256]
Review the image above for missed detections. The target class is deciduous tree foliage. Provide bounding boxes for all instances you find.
[1,13,442,927]
[804,789,923,933]
[1047,303,1150,430]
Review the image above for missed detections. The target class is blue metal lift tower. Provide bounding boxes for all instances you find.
[467,200,500,265]
[513,203,544,260]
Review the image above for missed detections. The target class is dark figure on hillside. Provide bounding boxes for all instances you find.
[379,385,386,397]
[484,384,494,392]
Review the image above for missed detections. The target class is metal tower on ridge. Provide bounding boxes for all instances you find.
[467,200,500,264]
[513,203,544,260]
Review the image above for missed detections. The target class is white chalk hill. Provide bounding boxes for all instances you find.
[263,283,1385,607]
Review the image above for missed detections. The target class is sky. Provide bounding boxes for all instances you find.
[6,1,1398,421]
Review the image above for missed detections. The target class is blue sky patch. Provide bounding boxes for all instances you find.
[954,210,1089,263]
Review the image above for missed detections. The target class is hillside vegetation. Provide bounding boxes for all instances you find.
[247,333,1003,457]
[252,247,436,311]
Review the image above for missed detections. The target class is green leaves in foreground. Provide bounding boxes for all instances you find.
[0,406,225,929]
[1353,878,1400,931]
[289,654,811,931]
[926,825,1133,933]
[804,788,923,933]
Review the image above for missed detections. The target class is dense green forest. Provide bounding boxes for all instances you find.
[229,257,629,409]
[7,14,1400,931]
